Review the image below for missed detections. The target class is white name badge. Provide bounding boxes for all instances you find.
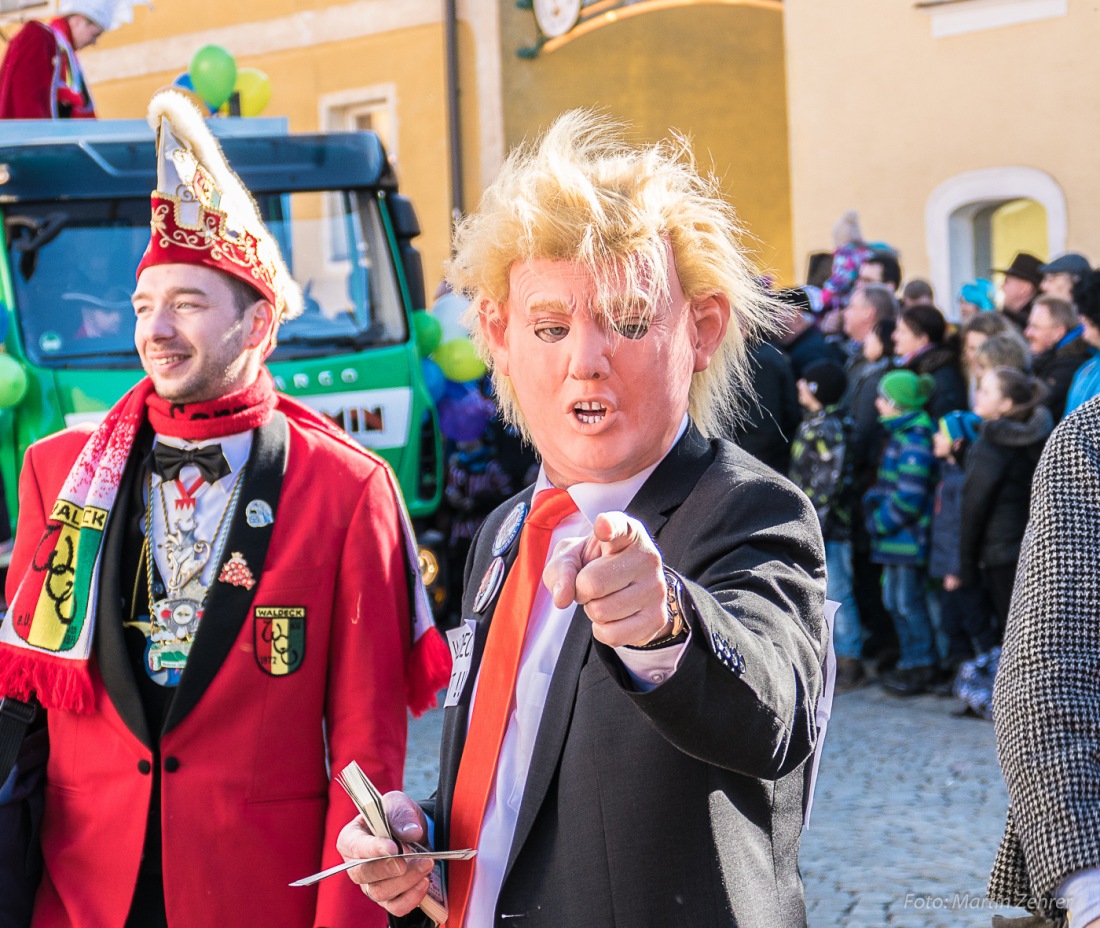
[444,620,477,708]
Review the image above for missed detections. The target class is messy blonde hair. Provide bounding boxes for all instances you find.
[446,110,782,441]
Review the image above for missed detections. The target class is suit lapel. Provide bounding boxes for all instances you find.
[437,487,535,850]
[623,424,712,532]
[96,425,154,749]
[162,413,289,735]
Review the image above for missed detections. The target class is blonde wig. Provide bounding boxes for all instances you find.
[446,110,782,442]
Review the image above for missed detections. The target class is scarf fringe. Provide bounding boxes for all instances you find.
[406,627,451,718]
[0,648,95,713]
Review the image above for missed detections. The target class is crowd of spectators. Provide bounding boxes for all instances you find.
[737,210,1100,713]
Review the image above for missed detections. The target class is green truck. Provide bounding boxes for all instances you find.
[0,117,444,591]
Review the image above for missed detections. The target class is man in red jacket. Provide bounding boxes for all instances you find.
[0,88,449,928]
[0,0,121,119]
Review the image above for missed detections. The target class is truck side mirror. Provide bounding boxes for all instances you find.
[388,195,426,312]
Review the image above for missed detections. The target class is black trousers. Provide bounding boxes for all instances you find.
[982,561,1019,637]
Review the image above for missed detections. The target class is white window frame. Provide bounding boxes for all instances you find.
[924,166,1067,318]
[316,84,397,274]
[917,0,1067,38]
[319,84,398,161]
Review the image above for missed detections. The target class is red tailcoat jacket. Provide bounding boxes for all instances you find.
[6,402,410,928]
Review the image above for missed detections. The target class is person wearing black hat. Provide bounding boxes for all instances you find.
[790,360,863,689]
[995,252,1044,330]
[1039,252,1091,304]
[775,287,843,380]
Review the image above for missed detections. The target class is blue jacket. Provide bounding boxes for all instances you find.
[863,410,936,565]
[1065,349,1100,417]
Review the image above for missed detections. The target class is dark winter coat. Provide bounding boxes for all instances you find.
[845,355,892,488]
[905,343,968,424]
[958,406,1053,587]
[1033,333,1090,423]
[731,341,801,473]
[928,460,966,580]
[783,324,845,381]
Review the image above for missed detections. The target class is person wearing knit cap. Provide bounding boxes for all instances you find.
[0,0,138,119]
[864,370,939,695]
[790,361,862,689]
[958,278,997,322]
[0,89,449,928]
[1039,252,1091,303]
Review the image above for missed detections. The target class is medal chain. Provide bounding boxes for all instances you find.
[145,467,246,618]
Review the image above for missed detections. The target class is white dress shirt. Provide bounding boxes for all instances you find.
[148,431,252,592]
[464,418,690,927]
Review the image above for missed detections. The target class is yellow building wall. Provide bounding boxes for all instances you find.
[498,3,794,283]
[81,7,475,296]
[784,0,1100,289]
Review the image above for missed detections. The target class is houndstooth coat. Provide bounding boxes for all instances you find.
[989,396,1100,927]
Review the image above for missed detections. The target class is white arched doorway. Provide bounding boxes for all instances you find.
[925,167,1066,320]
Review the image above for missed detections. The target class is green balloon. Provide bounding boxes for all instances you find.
[434,338,486,383]
[189,45,238,110]
[413,311,442,357]
[0,354,27,408]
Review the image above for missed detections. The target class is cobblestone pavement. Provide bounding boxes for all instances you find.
[401,685,1029,927]
[803,685,1020,927]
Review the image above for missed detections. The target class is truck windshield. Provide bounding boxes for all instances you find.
[4,189,407,368]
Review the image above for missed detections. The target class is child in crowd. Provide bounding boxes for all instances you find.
[928,411,999,674]
[864,370,938,696]
[821,209,873,314]
[960,313,1013,405]
[949,368,1053,631]
[789,360,863,690]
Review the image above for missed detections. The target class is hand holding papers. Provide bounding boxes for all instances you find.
[304,762,476,924]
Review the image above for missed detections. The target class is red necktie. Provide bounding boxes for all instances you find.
[446,488,578,927]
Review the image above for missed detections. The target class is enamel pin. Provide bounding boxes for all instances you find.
[472,557,506,614]
[219,552,256,590]
[492,502,527,557]
[246,499,274,528]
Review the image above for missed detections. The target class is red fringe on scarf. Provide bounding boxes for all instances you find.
[405,626,452,718]
[0,648,95,713]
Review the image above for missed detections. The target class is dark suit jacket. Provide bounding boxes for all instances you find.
[406,426,827,928]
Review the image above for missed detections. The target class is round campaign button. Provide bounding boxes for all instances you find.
[473,557,506,614]
[492,502,528,557]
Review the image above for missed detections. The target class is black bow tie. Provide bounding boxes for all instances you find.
[151,442,232,484]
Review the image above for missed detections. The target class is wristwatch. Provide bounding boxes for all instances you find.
[633,568,689,650]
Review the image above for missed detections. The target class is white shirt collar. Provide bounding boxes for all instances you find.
[531,414,689,522]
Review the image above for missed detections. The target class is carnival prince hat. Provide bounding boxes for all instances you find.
[135,89,303,322]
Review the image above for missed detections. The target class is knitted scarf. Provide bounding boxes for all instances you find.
[0,373,276,712]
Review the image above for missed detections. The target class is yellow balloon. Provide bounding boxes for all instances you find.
[234,68,272,117]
